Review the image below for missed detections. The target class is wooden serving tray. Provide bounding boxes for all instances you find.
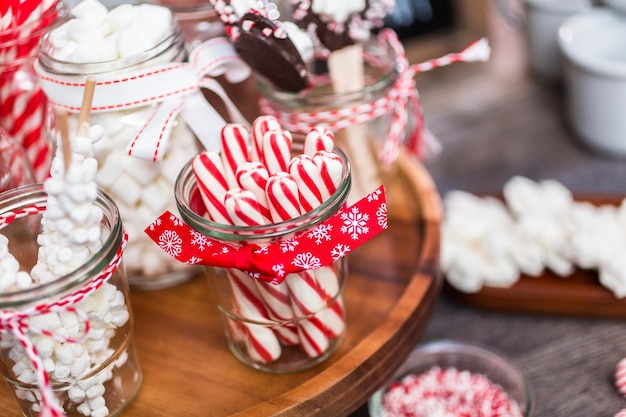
[446,195,626,319]
[0,153,443,416]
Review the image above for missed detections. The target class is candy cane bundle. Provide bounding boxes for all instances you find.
[193,115,348,364]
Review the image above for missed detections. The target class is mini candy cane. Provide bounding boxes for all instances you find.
[304,127,334,156]
[262,129,292,175]
[236,161,272,222]
[220,123,250,188]
[224,188,298,345]
[288,154,324,212]
[616,357,626,397]
[313,150,344,201]
[192,151,231,224]
[251,115,281,162]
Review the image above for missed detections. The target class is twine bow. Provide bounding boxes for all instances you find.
[145,186,388,284]
[34,37,251,162]
[259,29,491,165]
[0,205,128,417]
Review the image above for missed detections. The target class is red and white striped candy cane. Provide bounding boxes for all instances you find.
[224,188,298,346]
[251,115,281,162]
[265,172,340,357]
[288,154,324,212]
[288,154,345,337]
[261,129,292,175]
[616,357,626,397]
[192,151,231,224]
[304,127,335,156]
[228,269,282,363]
[193,153,285,359]
[313,150,344,200]
[236,161,272,222]
[220,123,250,188]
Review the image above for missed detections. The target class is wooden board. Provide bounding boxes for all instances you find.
[446,195,626,319]
[0,152,442,417]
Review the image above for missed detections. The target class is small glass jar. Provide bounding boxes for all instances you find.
[175,142,351,373]
[37,13,201,289]
[257,31,420,206]
[0,2,60,183]
[0,184,142,417]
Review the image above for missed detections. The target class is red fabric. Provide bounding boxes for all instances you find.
[145,186,388,284]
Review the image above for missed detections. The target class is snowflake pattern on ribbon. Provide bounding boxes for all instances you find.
[145,185,388,284]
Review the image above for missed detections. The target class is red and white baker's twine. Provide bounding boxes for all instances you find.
[0,204,128,417]
[259,29,490,165]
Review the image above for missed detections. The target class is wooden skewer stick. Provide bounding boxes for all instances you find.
[76,77,96,136]
[56,108,72,174]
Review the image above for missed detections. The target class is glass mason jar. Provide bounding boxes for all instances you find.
[257,30,422,208]
[174,142,351,373]
[0,2,60,183]
[37,14,201,289]
[0,184,142,417]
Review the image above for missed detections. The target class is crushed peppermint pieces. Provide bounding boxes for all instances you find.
[381,366,524,417]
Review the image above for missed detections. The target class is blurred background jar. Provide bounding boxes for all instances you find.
[0,0,60,183]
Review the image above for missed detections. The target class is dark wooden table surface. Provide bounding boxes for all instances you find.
[352,31,626,417]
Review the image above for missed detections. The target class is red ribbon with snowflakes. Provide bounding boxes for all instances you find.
[145,186,388,284]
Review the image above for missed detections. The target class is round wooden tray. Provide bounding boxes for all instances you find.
[0,153,442,416]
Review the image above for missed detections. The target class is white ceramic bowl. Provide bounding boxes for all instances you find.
[559,9,626,156]
[368,340,533,417]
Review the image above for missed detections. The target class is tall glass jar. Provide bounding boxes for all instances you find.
[174,142,351,373]
[257,29,424,209]
[36,14,201,290]
[0,1,60,183]
[0,184,142,417]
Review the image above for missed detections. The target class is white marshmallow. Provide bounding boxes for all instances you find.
[70,0,109,26]
[107,4,138,32]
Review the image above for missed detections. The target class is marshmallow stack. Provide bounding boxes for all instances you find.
[442,176,626,298]
[0,123,133,417]
[45,0,200,283]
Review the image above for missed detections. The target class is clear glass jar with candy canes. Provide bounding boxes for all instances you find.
[0,184,142,417]
[35,1,250,289]
[171,138,356,373]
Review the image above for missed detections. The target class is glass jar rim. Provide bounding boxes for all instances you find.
[37,15,184,75]
[256,35,401,107]
[0,184,123,307]
[175,146,352,242]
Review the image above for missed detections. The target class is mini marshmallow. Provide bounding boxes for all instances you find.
[67,19,104,47]
[70,0,108,26]
[106,4,138,32]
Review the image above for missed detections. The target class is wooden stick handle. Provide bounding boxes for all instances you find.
[76,77,96,135]
[56,108,72,174]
